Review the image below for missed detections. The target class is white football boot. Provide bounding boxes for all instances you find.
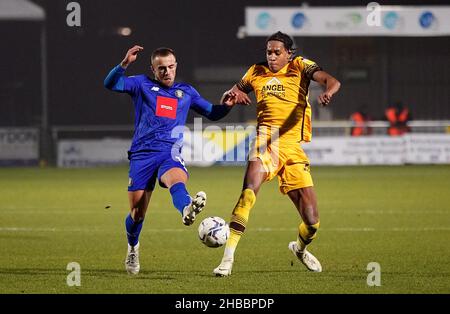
[125,242,140,275]
[288,241,322,272]
[213,258,234,277]
[182,191,207,226]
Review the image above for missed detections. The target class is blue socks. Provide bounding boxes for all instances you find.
[125,183,190,246]
[169,182,191,215]
[125,214,143,247]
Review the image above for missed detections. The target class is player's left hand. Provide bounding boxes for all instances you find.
[318,92,333,106]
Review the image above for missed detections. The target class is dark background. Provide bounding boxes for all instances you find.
[1,0,450,128]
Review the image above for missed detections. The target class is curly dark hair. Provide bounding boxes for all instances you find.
[265,31,297,55]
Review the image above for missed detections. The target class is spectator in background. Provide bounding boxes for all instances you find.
[350,106,372,136]
[385,101,412,136]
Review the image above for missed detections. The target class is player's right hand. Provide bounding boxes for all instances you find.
[221,87,252,106]
[120,45,144,68]
[235,90,252,106]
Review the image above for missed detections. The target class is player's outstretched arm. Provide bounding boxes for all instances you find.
[104,45,143,91]
[312,71,341,106]
[220,85,252,106]
[191,84,252,121]
[120,45,144,69]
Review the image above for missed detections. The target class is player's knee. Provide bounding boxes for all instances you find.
[131,208,146,221]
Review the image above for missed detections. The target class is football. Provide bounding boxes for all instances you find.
[198,216,230,248]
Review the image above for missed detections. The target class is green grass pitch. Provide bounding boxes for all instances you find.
[0,165,449,294]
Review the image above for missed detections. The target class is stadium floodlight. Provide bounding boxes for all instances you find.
[236,25,247,39]
[117,27,132,36]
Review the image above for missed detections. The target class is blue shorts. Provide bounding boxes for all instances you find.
[128,151,188,191]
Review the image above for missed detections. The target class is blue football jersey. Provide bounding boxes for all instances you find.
[104,65,227,159]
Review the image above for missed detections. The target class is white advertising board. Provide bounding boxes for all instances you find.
[0,128,39,165]
[57,139,130,167]
[303,136,406,165]
[246,6,450,36]
[405,134,450,164]
[57,134,450,167]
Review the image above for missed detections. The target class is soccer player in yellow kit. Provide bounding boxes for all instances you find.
[214,31,341,276]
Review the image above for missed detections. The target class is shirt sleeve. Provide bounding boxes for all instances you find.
[296,57,322,80]
[103,64,140,95]
[236,65,255,94]
[189,86,231,121]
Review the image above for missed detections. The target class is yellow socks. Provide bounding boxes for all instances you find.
[297,221,320,251]
[223,189,256,260]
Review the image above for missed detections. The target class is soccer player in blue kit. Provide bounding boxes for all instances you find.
[104,45,239,275]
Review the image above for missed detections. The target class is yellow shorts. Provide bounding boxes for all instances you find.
[249,137,313,194]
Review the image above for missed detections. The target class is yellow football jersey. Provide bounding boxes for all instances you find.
[237,56,321,143]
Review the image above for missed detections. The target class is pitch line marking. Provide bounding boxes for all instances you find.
[2,227,450,232]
